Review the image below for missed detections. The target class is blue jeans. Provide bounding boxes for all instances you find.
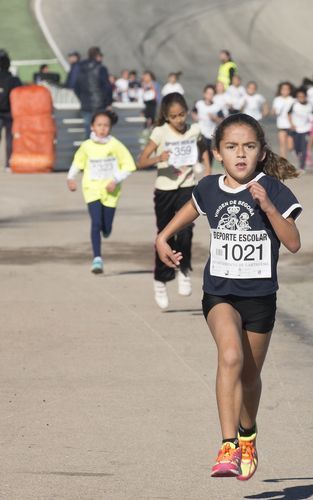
[81,111,93,139]
[87,200,116,258]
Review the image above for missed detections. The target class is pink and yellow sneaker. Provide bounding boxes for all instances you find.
[236,431,258,481]
[211,442,242,477]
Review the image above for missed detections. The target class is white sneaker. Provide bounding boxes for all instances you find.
[91,256,103,274]
[177,270,192,296]
[153,280,169,309]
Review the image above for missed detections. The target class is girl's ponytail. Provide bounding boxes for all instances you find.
[259,148,299,180]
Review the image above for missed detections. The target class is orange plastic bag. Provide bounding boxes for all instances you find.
[10,85,56,173]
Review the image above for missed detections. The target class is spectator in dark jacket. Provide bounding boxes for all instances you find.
[74,46,113,137]
[65,51,81,89]
[0,52,22,170]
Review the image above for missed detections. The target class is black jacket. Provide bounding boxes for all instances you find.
[74,59,112,112]
[0,70,22,113]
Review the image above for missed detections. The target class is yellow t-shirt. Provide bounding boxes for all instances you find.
[72,137,136,207]
[150,123,201,190]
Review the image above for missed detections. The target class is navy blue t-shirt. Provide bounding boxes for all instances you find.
[192,173,302,297]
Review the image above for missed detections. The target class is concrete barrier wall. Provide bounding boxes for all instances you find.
[39,0,313,101]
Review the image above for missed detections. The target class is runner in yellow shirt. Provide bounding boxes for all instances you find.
[67,110,136,273]
[217,50,238,90]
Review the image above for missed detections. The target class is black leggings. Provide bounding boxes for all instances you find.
[203,137,214,164]
[0,113,13,168]
[154,187,194,282]
[293,131,309,169]
[87,200,116,258]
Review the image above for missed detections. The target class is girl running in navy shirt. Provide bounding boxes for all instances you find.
[156,113,302,480]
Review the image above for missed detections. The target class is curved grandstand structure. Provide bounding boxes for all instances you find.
[36,0,313,99]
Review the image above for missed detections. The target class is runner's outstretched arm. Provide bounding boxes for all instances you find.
[156,199,199,268]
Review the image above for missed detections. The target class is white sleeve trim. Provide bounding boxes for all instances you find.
[282,203,303,220]
[192,193,206,215]
[67,164,80,179]
[113,170,131,184]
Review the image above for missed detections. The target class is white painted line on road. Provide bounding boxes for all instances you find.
[33,0,69,70]
[63,119,84,124]
[54,103,81,110]
[125,117,146,123]
[73,141,83,147]
[113,102,145,110]
[67,128,85,133]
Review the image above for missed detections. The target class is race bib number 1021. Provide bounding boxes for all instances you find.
[210,229,272,279]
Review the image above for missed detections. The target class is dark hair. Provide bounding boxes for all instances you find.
[91,110,118,126]
[295,86,307,96]
[168,71,182,78]
[156,92,188,126]
[276,81,295,97]
[203,84,215,93]
[68,51,81,60]
[143,70,156,81]
[40,64,48,72]
[0,54,10,71]
[142,70,154,80]
[88,46,102,59]
[213,113,298,180]
[0,48,8,55]
[301,77,313,88]
[220,49,232,60]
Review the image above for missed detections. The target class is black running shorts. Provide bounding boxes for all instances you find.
[202,292,277,333]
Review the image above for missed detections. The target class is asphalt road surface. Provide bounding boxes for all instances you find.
[0,162,312,499]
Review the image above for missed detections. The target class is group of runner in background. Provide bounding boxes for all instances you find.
[108,66,313,173]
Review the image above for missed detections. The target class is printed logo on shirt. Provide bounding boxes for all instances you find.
[210,199,272,278]
[215,200,254,230]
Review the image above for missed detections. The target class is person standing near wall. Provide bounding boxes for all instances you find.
[74,47,113,138]
[65,51,81,89]
[217,50,238,90]
[0,51,22,170]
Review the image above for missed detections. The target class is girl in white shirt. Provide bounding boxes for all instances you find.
[288,86,313,170]
[214,81,229,118]
[137,93,210,309]
[115,69,129,102]
[226,75,246,114]
[141,71,158,128]
[192,84,222,165]
[161,72,184,97]
[242,81,268,121]
[271,81,295,159]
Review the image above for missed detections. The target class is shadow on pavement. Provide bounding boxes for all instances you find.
[163,308,202,314]
[19,471,114,477]
[245,478,313,500]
